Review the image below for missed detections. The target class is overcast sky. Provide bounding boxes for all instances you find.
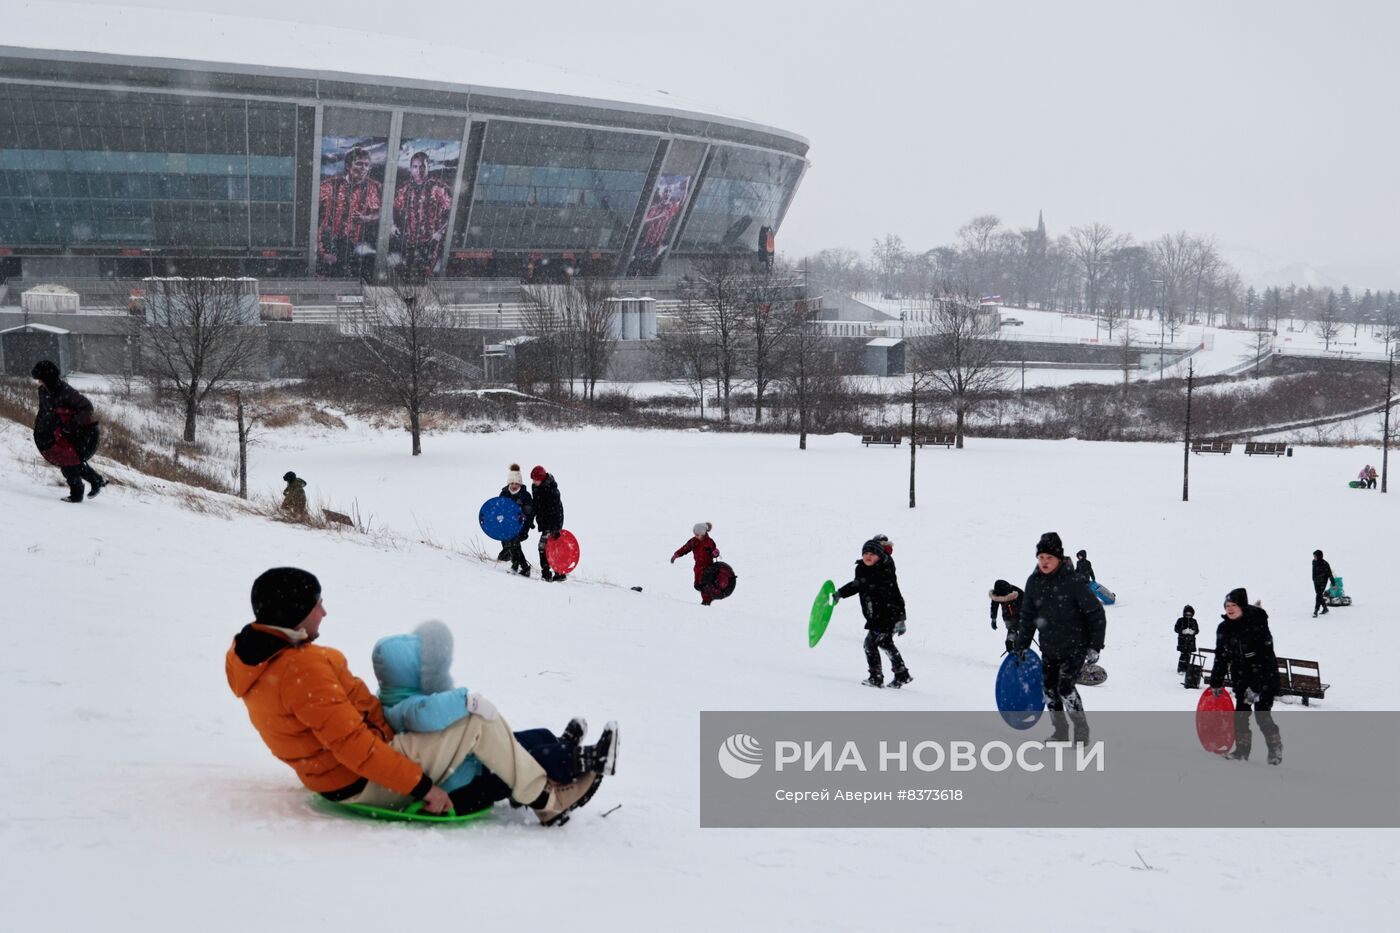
[20,0,1400,288]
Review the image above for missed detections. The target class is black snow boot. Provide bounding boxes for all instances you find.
[540,568,555,582]
[1266,736,1283,766]
[862,673,884,688]
[579,721,619,776]
[1069,710,1091,746]
[88,476,108,497]
[562,717,588,745]
[1047,710,1070,743]
[890,669,913,689]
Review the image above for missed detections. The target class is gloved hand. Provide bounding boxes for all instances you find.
[830,592,840,605]
[1243,688,1260,705]
[894,620,907,636]
[1015,648,1028,663]
[1084,648,1100,667]
[1211,687,1224,697]
[670,555,676,564]
[466,693,498,720]
[991,618,998,630]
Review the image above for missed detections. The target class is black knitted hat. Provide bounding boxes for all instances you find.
[31,359,60,387]
[1035,532,1064,559]
[251,567,322,629]
[1224,588,1248,609]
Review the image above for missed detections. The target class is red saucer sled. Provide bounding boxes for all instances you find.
[545,529,580,575]
[1196,687,1236,754]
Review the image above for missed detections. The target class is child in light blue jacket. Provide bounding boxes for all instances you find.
[371,621,618,813]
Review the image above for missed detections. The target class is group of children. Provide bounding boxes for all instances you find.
[1356,464,1379,488]
[492,464,569,581]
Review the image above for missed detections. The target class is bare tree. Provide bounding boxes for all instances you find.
[356,278,457,456]
[658,325,715,419]
[140,276,264,443]
[679,253,751,422]
[1152,232,1197,343]
[746,264,807,424]
[774,300,833,449]
[907,283,1011,448]
[234,390,255,500]
[1067,222,1128,319]
[521,283,576,398]
[572,275,619,402]
[871,234,908,297]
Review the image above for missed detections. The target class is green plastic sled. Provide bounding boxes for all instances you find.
[315,795,493,824]
[809,580,838,647]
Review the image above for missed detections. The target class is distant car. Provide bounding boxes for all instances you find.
[1001,317,1023,326]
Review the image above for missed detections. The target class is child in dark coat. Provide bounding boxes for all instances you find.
[499,464,535,577]
[989,579,1026,654]
[672,522,720,605]
[530,465,567,581]
[834,539,911,688]
[1174,604,1199,673]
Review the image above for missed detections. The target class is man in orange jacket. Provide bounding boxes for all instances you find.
[226,567,597,825]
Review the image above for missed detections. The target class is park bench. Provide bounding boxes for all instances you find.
[1190,440,1233,455]
[861,433,902,447]
[914,434,957,448]
[1244,442,1289,457]
[1186,648,1329,705]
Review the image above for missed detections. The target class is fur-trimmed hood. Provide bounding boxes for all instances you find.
[989,589,1020,603]
[371,620,456,707]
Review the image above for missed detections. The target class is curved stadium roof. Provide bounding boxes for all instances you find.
[4,1,808,154]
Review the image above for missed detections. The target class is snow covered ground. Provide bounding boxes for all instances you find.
[2,414,1396,931]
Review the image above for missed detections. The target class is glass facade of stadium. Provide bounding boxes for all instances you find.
[0,49,807,283]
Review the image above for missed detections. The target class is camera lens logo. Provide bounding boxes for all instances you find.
[717,733,763,780]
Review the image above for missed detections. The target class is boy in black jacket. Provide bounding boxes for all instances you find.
[31,359,107,503]
[531,465,566,581]
[1209,588,1283,764]
[1174,605,1199,673]
[1311,549,1335,617]
[1010,532,1106,744]
[834,539,911,688]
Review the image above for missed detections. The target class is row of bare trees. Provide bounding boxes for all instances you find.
[518,276,618,402]
[806,216,1400,346]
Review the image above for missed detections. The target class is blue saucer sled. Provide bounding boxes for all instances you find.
[995,649,1044,729]
[478,496,525,541]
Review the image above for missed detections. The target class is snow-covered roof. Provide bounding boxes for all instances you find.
[865,337,903,348]
[3,2,807,147]
[21,285,77,296]
[0,322,71,335]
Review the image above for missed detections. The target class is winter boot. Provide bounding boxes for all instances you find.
[562,717,588,745]
[1321,606,1329,615]
[515,563,532,578]
[1069,710,1091,746]
[552,573,568,583]
[1266,736,1283,766]
[532,772,602,827]
[496,547,510,562]
[862,673,884,688]
[1046,710,1070,743]
[1225,729,1252,761]
[88,476,108,497]
[890,669,913,689]
[540,568,555,582]
[579,721,619,776]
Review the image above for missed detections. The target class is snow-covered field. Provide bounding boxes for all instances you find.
[2,414,1396,931]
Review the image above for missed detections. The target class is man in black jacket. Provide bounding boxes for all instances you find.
[1311,550,1335,617]
[1208,588,1282,764]
[835,540,911,688]
[31,359,107,503]
[1011,532,1106,743]
[530,465,566,581]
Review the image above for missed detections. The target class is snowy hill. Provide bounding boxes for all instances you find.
[2,413,1396,931]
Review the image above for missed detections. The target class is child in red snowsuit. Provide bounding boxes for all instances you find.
[672,522,720,605]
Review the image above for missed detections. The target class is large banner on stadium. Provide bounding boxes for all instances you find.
[388,138,460,278]
[317,135,388,279]
[626,173,690,276]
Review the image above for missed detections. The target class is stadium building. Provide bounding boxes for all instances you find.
[0,13,808,287]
